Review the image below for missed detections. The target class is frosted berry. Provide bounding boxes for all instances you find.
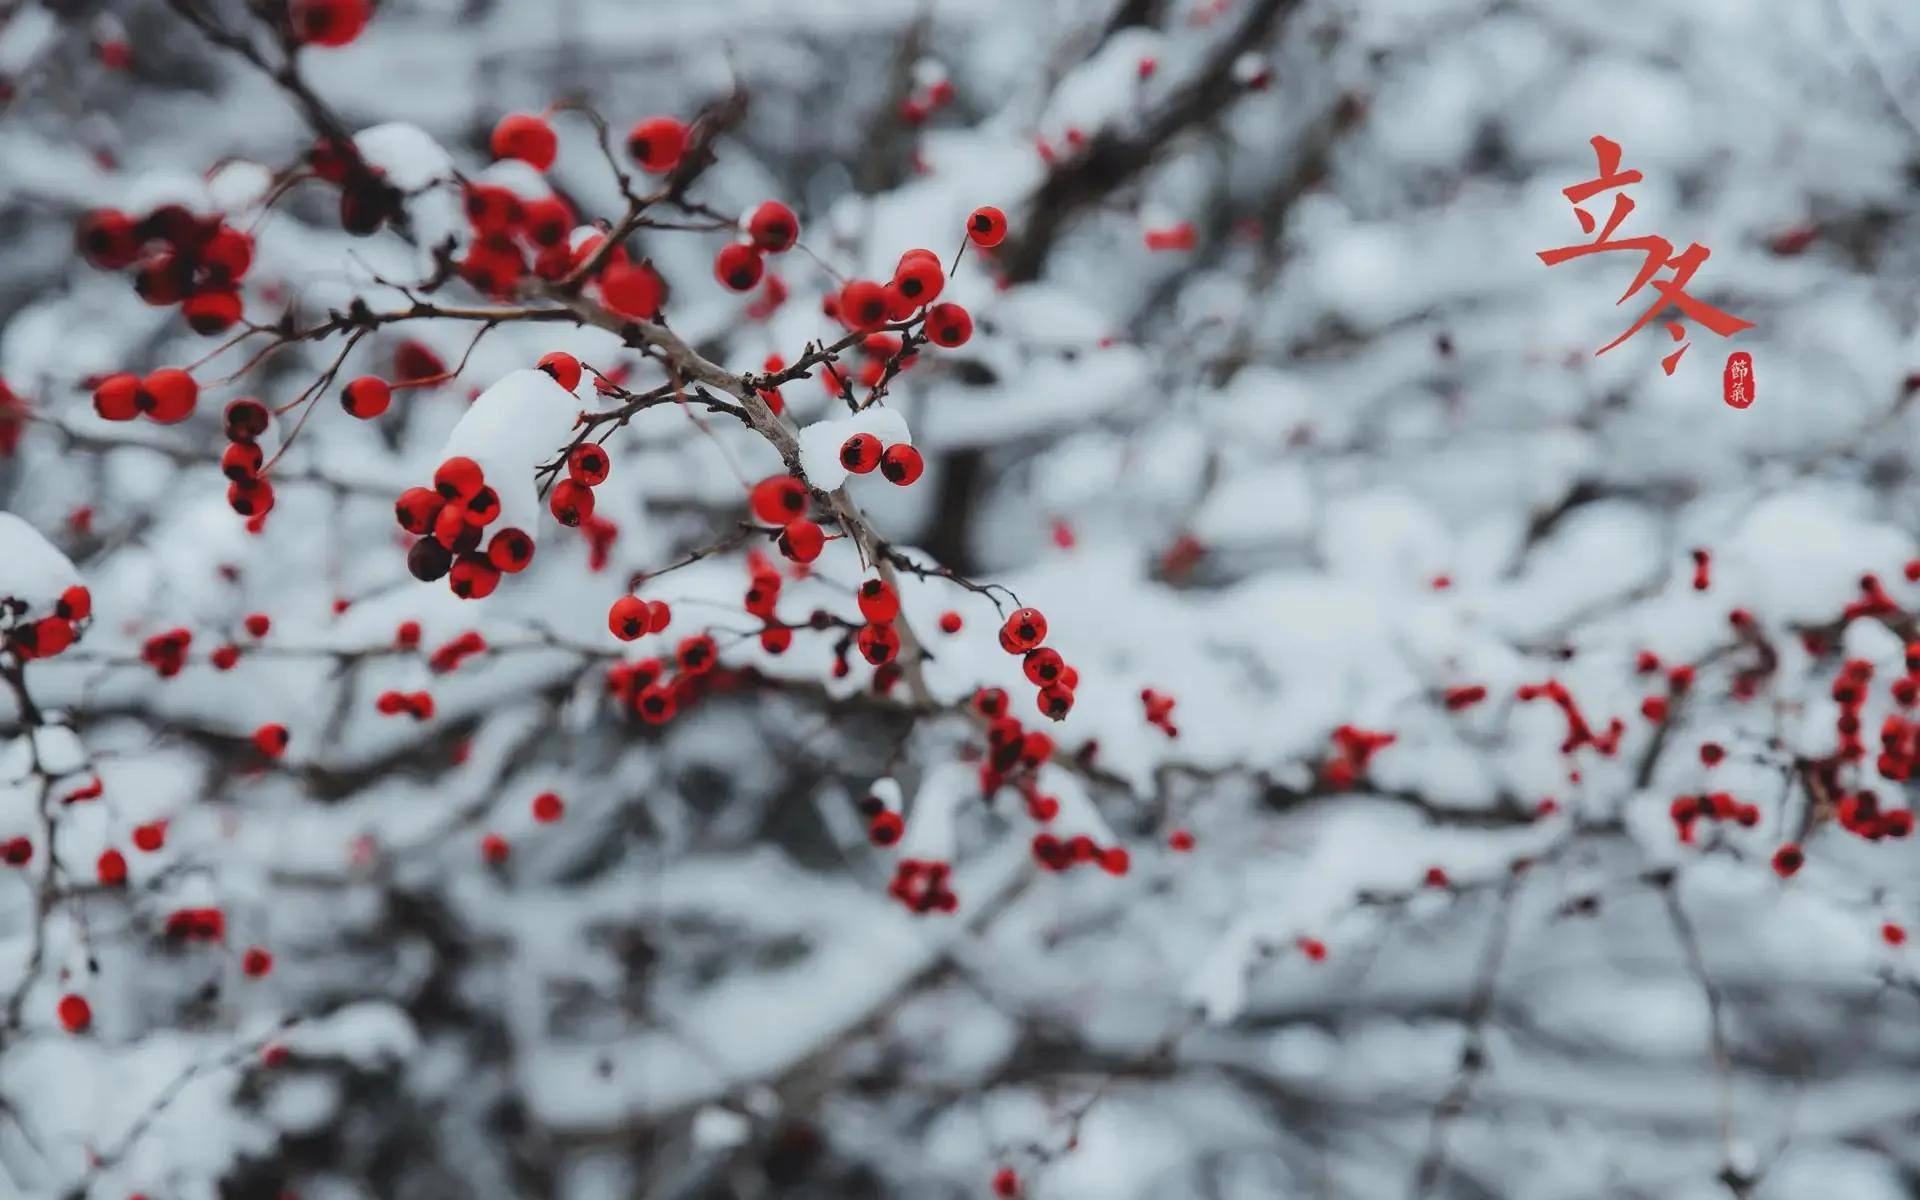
[747,200,799,252]
[714,243,765,292]
[342,375,392,418]
[967,205,1008,248]
[626,116,688,172]
[491,113,558,171]
[879,444,924,486]
[550,479,594,526]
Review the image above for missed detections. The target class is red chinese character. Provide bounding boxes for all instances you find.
[1538,136,1753,375]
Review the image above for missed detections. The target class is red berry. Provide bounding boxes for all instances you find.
[747,200,799,252]
[868,810,903,846]
[760,626,792,654]
[77,208,140,269]
[1168,830,1194,851]
[600,261,666,320]
[1037,682,1074,720]
[132,821,166,852]
[539,351,582,391]
[292,0,370,46]
[992,1167,1020,1197]
[532,791,564,823]
[57,993,91,1034]
[487,527,536,573]
[342,375,392,419]
[840,433,882,474]
[223,397,270,442]
[626,116,688,172]
[879,444,924,486]
[967,205,1008,248]
[1001,607,1047,651]
[241,947,273,978]
[778,519,825,563]
[252,723,289,757]
[210,644,240,670]
[1099,846,1130,875]
[97,849,127,886]
[141,368,198,423]
[857,623,900,666]
[714,243,764,292]
[938,611,962,634]
[750,474,809,524]
[57,585,92,622]
[491,113,558,171]
[434,456,485,502]
[182,290,242,335]
[568,444,611,486]
[891,253,944,305]
[610,595,649,641]
[647,600,673,633]
[925,302,972,347]
[92,373,140,421]
[481,833,510,864]
[1022,647,1064,685]
[448,556,501,600]
[550,479,595,526]
[838,280,890,332]
[395,486,444,535]
[1884,922,1908,946]
[1772,843,1804,878]
[857,578,900,624]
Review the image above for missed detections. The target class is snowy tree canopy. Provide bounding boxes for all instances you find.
[4,0,1920,1197]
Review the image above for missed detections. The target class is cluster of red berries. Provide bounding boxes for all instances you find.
[215,395,278,522]
[995,607,1074,721]
[1690,546,1711,591]
[1031,831,1130,875]
[1518,678,1625,756]
[1836,786,1913,841]
[852,578,905,669]
[91,367,199,426]
[714,200,801,294]
[972,687,1064,803]
[163,906,227,942]
[1669,791,1761,844]
[1322,724,1396,788]
[140,627,192,677]
[1141,687,1178,736]
[3,584,90,661]
[607,593,673,642]
[838,432,924,486]
[375,689,436,720]
[858,788,904,847]
[888,858,958,914]
[749,475,828,565]
[898,77,955,126]
[395,457,535,598]
[209,612,271,671]
[77,203,254,334]
[457,175,581,297]
[1831,656,1874,763]
[1844,572,1899,622]
[428,631,487,673]
[603,634,720,726]
[743,551,796,654]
